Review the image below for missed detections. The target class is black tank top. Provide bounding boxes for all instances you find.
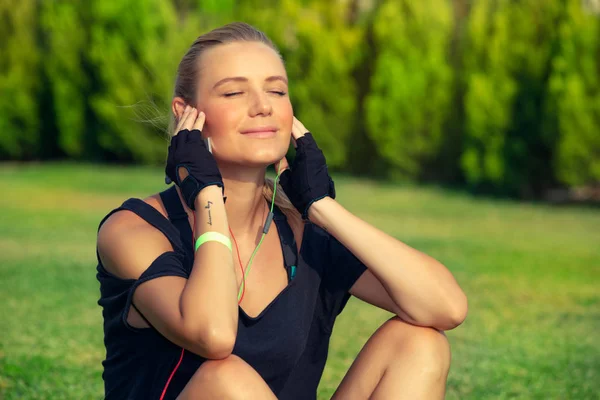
[96,186,367,399]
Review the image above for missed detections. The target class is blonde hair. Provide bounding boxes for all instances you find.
[170,22,302,225]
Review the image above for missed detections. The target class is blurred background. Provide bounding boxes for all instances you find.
[2,0,599,198]
[1,0,599,399]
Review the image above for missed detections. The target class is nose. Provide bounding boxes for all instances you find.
[248,91,272,117]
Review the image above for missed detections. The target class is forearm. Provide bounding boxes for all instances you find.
[308,197,467,328]
[180,186,238,344]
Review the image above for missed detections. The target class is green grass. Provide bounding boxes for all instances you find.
[1,163,598,399]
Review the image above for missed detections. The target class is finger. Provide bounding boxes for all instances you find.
[193,111,206,131]
[175,106,192,134]
[182,108,198,131]
[274,157,290,176]
[175,106,191,132]
[291,117,308,141]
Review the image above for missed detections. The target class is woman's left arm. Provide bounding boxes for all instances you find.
[308,197,468,331]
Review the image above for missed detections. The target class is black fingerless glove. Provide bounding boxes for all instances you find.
[279,132,336,220]
[165,129,224,210]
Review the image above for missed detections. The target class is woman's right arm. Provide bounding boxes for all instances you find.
[97,185,238,360]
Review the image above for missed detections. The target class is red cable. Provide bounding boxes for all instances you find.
[159,347,185,400]
[229,227,246,304]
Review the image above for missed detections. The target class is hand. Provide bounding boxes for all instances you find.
[275,117,336,220]
[165,106,224,210]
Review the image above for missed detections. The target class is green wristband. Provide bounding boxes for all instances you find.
[195,232,232,252]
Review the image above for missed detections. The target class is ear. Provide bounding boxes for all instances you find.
[171,97,188,121]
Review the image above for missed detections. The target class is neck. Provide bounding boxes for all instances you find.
[177,166,271,242]
[222,175,269,241]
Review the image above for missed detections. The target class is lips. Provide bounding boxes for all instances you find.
[241,126,278,134]
[240,126,278,138]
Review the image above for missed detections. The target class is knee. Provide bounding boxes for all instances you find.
[183,354,254,399]
[381,317,451,378]
[198,354,249,385]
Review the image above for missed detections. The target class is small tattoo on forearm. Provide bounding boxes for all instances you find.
[205,201,213,225]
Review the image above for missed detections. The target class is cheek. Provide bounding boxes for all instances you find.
[276,102,294,152]
[276,100,294,131]
[201,103,243,136]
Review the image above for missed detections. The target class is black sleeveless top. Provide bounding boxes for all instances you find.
[96,186,367,399]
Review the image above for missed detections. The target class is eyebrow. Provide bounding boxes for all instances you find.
[212,75,288,90]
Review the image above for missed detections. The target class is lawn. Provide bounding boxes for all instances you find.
[1,163,598,399]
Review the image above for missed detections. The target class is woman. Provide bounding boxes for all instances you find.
[96,22,467,399]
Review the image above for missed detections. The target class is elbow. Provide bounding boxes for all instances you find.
[439,292,468,330]
[205,336,235,360]
[202,327,237,359]
[187,324,237,359]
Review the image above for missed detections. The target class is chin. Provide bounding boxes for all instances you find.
[245,154,282,168]
[242,147,286,167]
[218,148,287,168]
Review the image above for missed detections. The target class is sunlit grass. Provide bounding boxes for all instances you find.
[1,163,598,399]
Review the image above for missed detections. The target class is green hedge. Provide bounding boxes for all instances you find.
[1,0,598,196]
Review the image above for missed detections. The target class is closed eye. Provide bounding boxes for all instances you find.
[224,91,286,97]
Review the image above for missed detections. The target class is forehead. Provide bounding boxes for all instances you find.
[198,41,286,85]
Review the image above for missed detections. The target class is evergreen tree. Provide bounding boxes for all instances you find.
[0,0,41,159]
[547,0,600,187]
[461,0,563,196]
[87,0,182,163]
[364,0,454,179]
[40,1,91,159]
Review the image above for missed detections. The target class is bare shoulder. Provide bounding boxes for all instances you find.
[97,194,173,280]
